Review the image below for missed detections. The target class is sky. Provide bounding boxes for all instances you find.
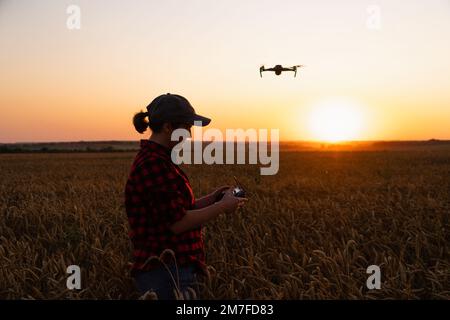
[1,0,450,142]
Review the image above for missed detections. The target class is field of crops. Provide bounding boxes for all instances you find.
[0,146,449,299]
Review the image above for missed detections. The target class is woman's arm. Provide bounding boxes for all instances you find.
[194,185,230,209]
[170,189,247,235]
[193,195,214,209]
[170,202,225,235]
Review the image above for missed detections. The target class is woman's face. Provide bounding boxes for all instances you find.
[167,123,192,148]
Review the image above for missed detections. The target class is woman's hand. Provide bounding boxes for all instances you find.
[210,185,231,203]
[216,188,248,214]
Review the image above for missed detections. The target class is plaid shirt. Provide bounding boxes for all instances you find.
[125,140,205,276]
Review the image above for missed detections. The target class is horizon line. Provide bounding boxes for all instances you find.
[1,138,449,145]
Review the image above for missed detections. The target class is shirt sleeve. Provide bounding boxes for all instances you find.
[134,158,188,230]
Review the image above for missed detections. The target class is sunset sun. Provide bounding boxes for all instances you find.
[308,100,364,143]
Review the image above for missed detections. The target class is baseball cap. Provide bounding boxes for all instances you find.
[146,93,211,126]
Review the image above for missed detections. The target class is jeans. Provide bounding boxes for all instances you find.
[134,264,199,300]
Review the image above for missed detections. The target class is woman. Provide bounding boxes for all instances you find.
[125,93,247,299]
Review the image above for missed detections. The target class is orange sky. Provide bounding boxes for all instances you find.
[1,0,450,143]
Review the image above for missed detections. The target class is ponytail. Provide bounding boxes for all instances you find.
[133,111,149,134]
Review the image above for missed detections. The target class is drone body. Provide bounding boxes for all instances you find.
[260,64,304,77]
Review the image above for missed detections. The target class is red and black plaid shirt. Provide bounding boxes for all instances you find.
[125,140,205,276]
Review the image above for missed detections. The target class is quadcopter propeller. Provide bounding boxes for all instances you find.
[293,65,305,77]
[259,64,265,77]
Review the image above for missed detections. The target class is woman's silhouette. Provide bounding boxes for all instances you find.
[125,93,247,299]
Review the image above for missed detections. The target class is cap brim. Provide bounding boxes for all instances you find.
[190,114,211,126]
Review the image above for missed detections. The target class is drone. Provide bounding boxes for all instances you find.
[260,64,304,77]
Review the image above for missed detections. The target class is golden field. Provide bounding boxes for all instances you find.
[0,145,449,299]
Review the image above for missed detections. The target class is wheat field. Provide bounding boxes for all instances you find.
[0,147,449,299]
